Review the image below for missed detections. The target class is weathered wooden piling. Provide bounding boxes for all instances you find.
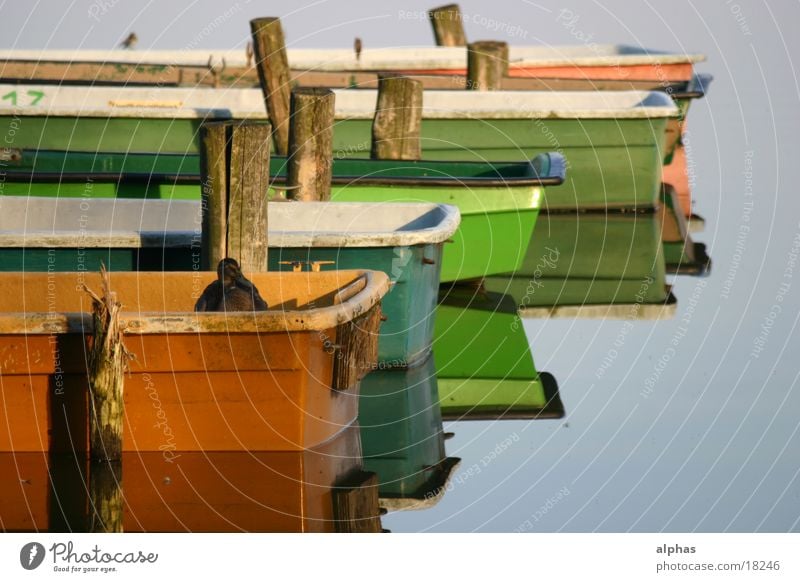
[83,264,129,533]
[250,17,292,156]
[332,304,383,391]
[333,471,383,533]
[287,88,335,201]
[84,265,129,461]
[200,120,271,272]
[371,74,423,161]
[87,460,123,533]
[429,4,467,46]
[467,41,509,90]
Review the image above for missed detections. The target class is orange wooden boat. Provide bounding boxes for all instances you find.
[0,425,383,532]
[0,270,389,454]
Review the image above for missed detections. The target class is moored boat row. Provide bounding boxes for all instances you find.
[0,6,714,531]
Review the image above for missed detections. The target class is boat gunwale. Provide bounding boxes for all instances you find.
[0,45,707,68]
[0,269,390,334]
[0,152,566,188]
[0,85,680,119]
[0,66,713,99]
[332,88,681,119]
[0,197,462,248]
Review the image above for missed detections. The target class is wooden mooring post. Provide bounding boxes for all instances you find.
[250,17,292,156]
[200,121,271,272]
[287,88,335,201]
[83,264,131,532]
[467,41,509,90]
[371,74,423,161]
[428,4,467,46]
[84,266,128,461]
[87,460,123,533]
[332,470,383,533]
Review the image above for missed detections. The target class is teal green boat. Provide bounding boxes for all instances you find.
[0,148,564,282]
[481,209,677,318]
[433,287,564,420]
[0,84,674,210]
[0,196,459,368]
[359,352,460,509]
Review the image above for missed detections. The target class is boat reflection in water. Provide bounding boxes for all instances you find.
[434,287,565,420]
[0,425,388,533]
[0,269,389,533]
[482,206,678,320]
[360,352,460,511]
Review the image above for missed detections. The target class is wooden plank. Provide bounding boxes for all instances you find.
[250,17,292,156]
[0,59,259,87]
[199,122,229,271]
[200,120,271,273]
[332,471,382,533]
[0,60,177,85]
[428,4,467,46]
[371,74,423,161]
[0,60,689,92]
[291,70,461,89]
[287,88,335,201]
[332,303,382,391]
[227,122,271,272]
[467,41,509,90]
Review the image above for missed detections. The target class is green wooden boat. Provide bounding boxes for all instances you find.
[0,66,708,167]
[333,89,676,211]
[0,196,459,368]
[0,84,675,210]
[320,155,563,282]
[312,74,709,168]
[0,148,564,282]
[359,351,460,510]
[285,74,708,169]
[433,287,564,420]
[480,209,677,319]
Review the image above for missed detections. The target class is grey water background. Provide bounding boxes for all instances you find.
[1,0,797,532]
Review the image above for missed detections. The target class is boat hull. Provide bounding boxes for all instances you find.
[0,425,371,532]
[0,86,670,210]
[0,270,388,453]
